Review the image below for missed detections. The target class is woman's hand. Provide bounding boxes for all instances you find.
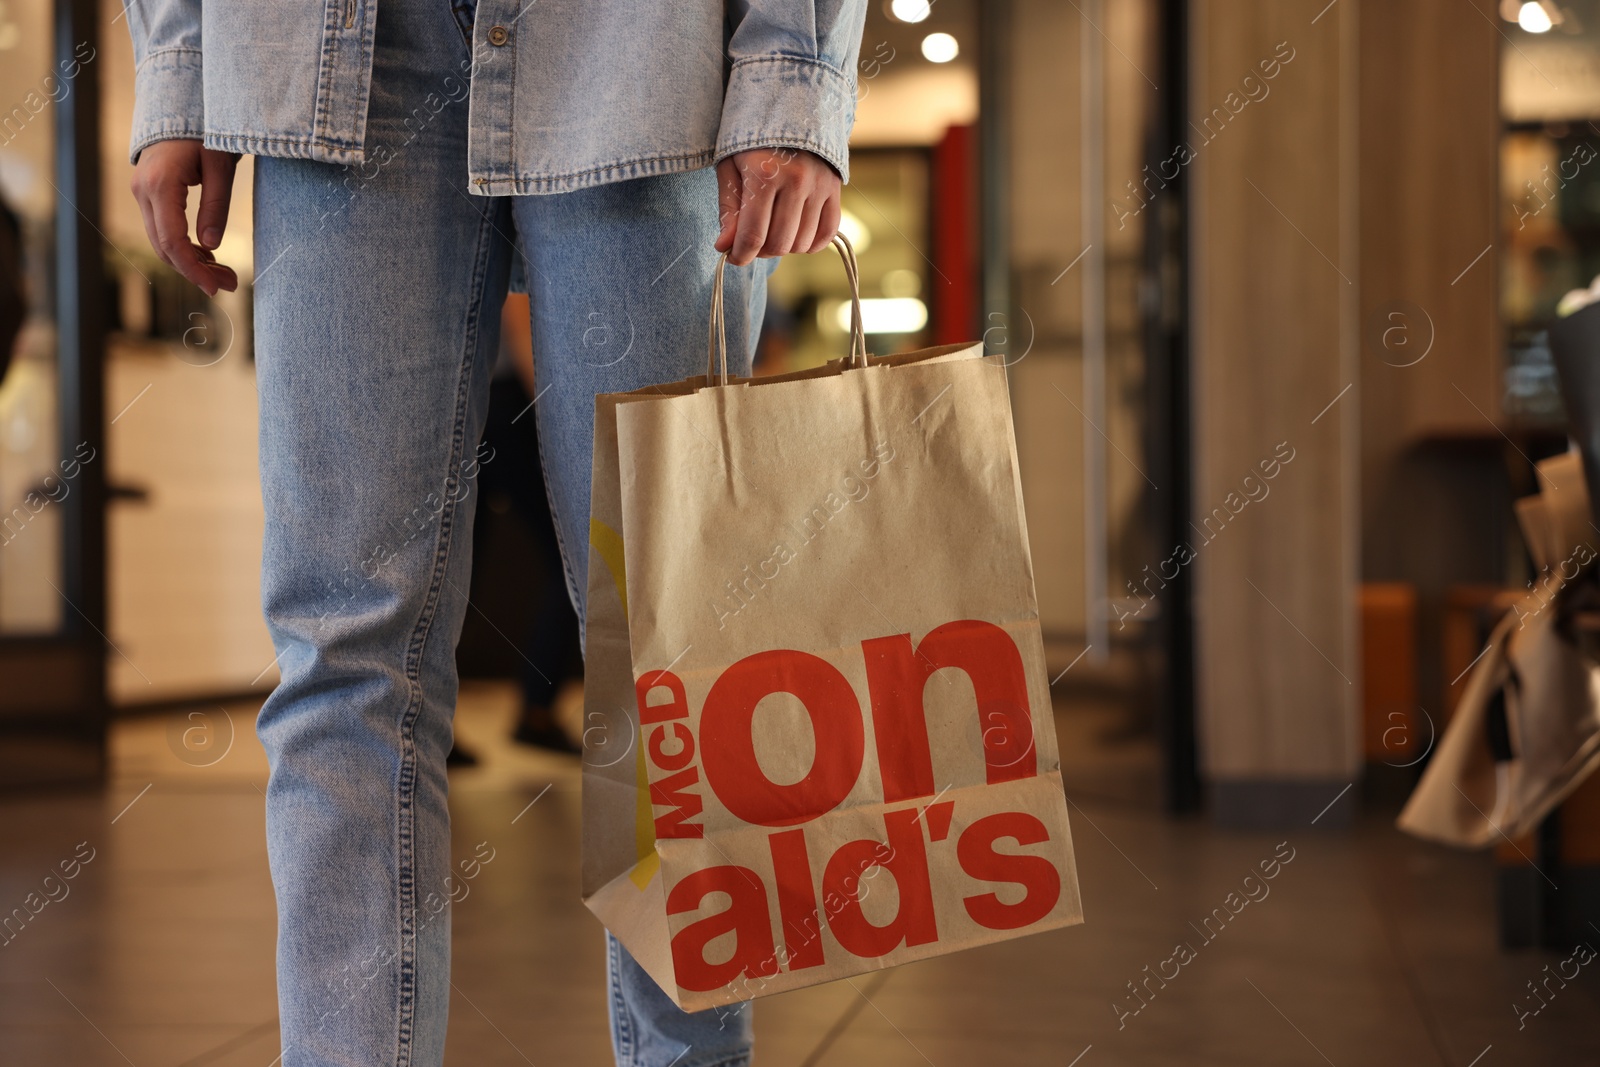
[715,148,842,267]
[130,139,240,297]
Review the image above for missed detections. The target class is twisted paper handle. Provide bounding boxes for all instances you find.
[706,233,865,385]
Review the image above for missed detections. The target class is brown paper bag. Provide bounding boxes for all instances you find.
[1397,451,1600,846]
[580,237,1083,1011]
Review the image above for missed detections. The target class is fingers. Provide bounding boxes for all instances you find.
[149,180,218,296]
[727,160,778,267]
[714,149,843,264]
[196,248,239,294]
[196,149,238,250]
[792,191,825,256]
[761,176,809,259]
[131,139,237,298]
[134,184,164,271]
[809,196,841,254]
[714,158,741,254]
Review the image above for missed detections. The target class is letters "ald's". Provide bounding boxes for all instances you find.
[635,619,1064,992]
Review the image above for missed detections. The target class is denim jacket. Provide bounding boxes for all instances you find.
[123,0,866,192]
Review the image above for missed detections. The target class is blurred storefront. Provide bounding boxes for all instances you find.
[7,0,1599,851]
[0,0,1193,793]
[11,2,1600,1060]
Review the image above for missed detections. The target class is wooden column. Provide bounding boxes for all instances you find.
[1190,0,1362,825]
[1358,0,1504,721]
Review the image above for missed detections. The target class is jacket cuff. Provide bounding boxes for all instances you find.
[715,55,856,183]
[129,47,205,163]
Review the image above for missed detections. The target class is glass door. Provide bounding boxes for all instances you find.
[0,0,108,787]
[982,0,1193,809]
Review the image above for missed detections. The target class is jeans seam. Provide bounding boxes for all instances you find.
[311,0,343,156]
[608,934,637,1065]
[388,179,499,1067]
[472,150,715,193]
[449,0,475,57]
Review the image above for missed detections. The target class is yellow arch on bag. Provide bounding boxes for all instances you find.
[588,517,660,889]
[588,517,628,621]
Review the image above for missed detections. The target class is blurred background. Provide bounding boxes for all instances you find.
[5,0,1600,1063]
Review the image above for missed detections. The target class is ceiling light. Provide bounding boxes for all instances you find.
[1519,1,1554,32]
[890,0,932,23]
[921,32,959,63]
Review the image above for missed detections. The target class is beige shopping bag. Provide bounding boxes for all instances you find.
[1398,451,1600,847]
[580,237,1082,1011]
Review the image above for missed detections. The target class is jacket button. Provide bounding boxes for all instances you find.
[488,25,509,45]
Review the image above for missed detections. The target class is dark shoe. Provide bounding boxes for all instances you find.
[446,743,480,768]
[512,721,581,756]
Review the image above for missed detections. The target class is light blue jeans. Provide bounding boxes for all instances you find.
[250,1,766,1064]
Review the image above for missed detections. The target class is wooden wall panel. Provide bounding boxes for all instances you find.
[1358,0,1501,442]
[1191,0,1362,796]
[1358,0,1505,718]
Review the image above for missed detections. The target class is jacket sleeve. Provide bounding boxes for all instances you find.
[123,0,206,163]
[716,0,868,182]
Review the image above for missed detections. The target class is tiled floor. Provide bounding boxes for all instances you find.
[2,682,1597,1066]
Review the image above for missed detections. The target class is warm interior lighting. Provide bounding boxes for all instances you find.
[836,298,929,334]
[890,0,931,23]
[837,209,872,253]
[1518,1,1554,32]
[921,32,959,63]
[881,268,922,298]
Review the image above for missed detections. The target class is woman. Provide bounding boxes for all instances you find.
[122,1,867,1064]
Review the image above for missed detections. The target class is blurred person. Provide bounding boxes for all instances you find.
[0,197,24,386]
[482,285,583,755]
[121,2,866,1066]
[445,284,582,768]
[751,287,797,375]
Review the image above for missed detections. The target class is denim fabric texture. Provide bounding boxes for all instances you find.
[122,0,867,191]
[247,1,773,1063]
